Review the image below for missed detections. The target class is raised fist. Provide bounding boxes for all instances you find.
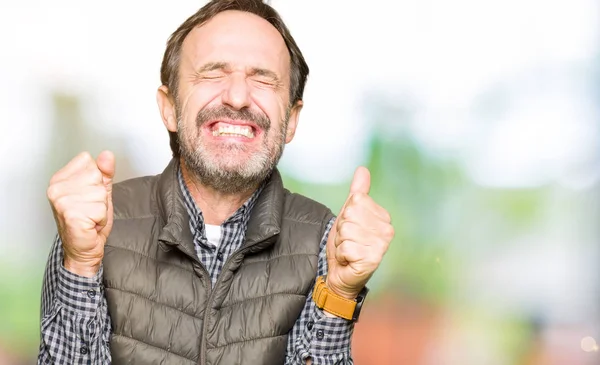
[326,166,394,299]
[47,151,115,277]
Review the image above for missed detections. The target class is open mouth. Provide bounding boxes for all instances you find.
[208,121,258,139]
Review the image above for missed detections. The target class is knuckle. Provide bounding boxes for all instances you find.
[370,253,383,266]
[80,151,93,162]
[46,184,59,201]
[52,196,68,213]
[353,192,369,204]
[384,224,395,240]
[341,206,353,220]
[62,209,80,226]
[383,211,392,223]
[337,241,350,255]
[48,173,60,186]
[338,223,352,239]
[335,217,344,230]
[333,234,344,248]
[89,168,103,183]
[72,151,93,169]
[90,205,106,222]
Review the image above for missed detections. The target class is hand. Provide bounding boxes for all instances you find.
[47,151,115,277]
[326,166,394,299]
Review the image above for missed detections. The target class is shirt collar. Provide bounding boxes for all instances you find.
[176,162,265,235]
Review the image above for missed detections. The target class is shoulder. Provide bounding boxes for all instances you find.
[282,189,335,226]
[112,174,161,220]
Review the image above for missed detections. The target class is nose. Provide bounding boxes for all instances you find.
[221,72,251,110]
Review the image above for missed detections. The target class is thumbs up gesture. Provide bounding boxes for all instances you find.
[326,166,394,299]
[47,151,115,277]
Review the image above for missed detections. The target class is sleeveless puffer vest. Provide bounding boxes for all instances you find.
[102,159,334,364]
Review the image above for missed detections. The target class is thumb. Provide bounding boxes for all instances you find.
[349,166,370,195]
[96,150,115,195]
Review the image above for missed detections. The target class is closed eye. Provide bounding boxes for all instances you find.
[197,74,226,83]
[249,67,280,86]
[252,77,276,86]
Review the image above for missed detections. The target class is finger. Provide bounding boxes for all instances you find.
[53,198,108,228]
[335,240,369,266]
[50,152,95,184]
[54,163,104,187]
[75,185,109,205]
[349,166,370,195]
[339,203,392,231]
[336,220,390,247]
[344,193,391,223]
[337,220,394,256]
[49,182,108,207]
[61,202,108,232]
[79,202,110,229]
[337,167,372,214]
[96,150,115,192]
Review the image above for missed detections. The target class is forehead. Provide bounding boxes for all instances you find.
[181,10,291,76]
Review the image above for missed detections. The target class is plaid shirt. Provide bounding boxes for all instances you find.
[38,166,354,365]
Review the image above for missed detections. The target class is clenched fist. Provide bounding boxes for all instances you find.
[326,166,394,299]
[47,151,115,277]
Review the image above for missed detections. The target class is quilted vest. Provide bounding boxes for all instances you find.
[102,159,334,365]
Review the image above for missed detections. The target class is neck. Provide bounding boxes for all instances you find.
[180,158,258,225]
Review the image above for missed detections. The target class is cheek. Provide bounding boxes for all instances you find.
[251,90,288,128]
[179,83,222,117]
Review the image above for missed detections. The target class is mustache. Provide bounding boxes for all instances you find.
[195,106,271,131]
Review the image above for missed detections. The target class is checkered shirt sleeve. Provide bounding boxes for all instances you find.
[285,217,355,365]
[38,235,111,364]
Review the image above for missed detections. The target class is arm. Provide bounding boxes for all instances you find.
[288,166,395,364]
[285,217,354,365]
[38,235,112,364]
[39,151,116,364]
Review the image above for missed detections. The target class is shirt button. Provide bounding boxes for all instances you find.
[80,346,89,355]
[316,329,325,340]
[216,252,224,260]
[87,290,96,298]
[307,321,314,330]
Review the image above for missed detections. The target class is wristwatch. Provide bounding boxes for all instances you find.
[312,276,369,322]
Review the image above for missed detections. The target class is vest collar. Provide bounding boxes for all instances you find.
[156,158,284,257]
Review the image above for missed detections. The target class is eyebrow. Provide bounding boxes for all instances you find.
[196,62,281,83]
[197,61,229,73]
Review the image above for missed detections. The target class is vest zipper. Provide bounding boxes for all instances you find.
[198,245,254,365]
[173,241,213,291]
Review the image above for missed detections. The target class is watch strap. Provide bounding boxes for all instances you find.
[312,276,356,320]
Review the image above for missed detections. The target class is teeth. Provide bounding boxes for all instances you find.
[212,125,254,138]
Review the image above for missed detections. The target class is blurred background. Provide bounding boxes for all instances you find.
[0,0,599,364]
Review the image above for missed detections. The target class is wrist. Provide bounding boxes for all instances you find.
[325,276,361,300]
[313,276,369,322]
[63,256,102,277]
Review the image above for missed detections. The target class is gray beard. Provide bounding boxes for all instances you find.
[177,105,288,194]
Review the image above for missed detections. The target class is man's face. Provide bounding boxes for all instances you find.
[159,10,301,193]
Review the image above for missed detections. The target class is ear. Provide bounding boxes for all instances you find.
[285,99,303,144]
[157,85,177,132]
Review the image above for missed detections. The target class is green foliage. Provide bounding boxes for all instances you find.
[0,261,43,358]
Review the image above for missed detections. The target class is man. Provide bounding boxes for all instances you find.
[38,0,394,364]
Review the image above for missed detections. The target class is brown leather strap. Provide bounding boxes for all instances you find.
[312,276,356,320]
